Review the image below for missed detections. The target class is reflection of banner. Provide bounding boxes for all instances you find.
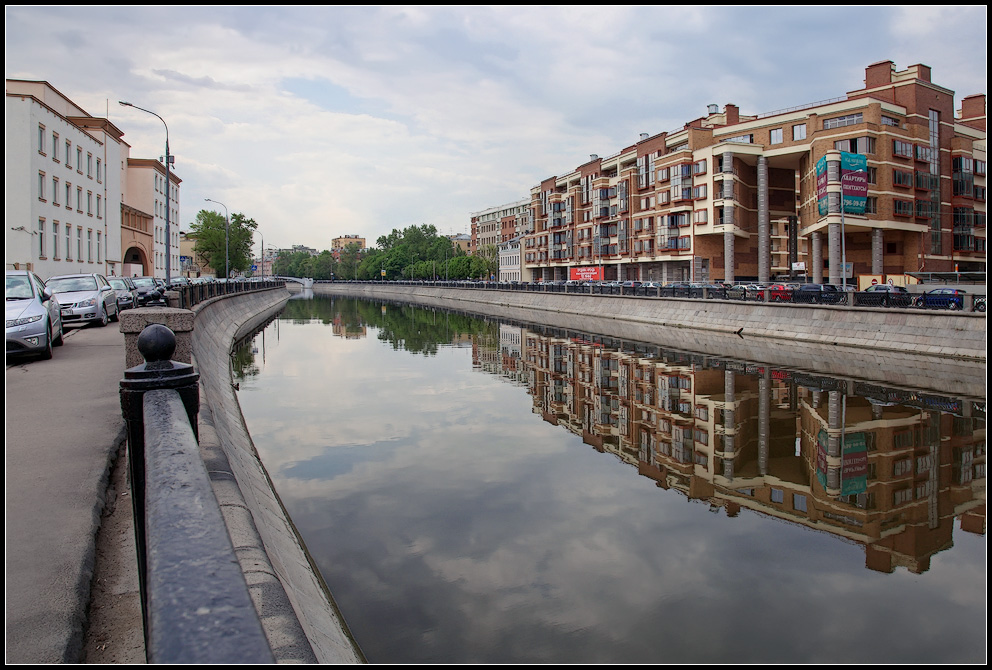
[571,266,604,281]
[841,432,868,495]
[840,152,868,215]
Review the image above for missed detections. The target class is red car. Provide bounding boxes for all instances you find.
[766,284,793,302]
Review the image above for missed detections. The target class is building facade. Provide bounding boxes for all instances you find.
[6,79,183,280]
[522,61,985,285]
[470,197,532,255]
[6,80,125,279]
[331,235,366,251]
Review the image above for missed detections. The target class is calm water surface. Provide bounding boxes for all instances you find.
[235,295,986,664]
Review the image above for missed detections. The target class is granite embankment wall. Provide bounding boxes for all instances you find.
[190,289,364,664]
[313,283,987,398]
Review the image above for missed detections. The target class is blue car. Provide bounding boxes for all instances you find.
[914,288,966,310]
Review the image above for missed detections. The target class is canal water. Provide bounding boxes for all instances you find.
[235,294,986,664]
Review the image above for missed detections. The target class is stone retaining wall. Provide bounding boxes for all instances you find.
[191,288,364,664]
[313,284,987,398]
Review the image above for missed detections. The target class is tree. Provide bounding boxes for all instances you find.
[190,209,258,278]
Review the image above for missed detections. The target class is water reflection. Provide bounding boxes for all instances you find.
[234,296,986,663]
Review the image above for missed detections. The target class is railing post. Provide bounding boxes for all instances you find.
[119,324,200,647]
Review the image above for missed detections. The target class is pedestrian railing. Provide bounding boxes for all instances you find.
[168,279,286,310]
[314,280,986,312]
[120,324,274,664]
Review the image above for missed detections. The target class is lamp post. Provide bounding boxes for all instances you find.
[839,168,865,291]
[257,229,264,279]
[204,198,229,279]
[119,101,173,283]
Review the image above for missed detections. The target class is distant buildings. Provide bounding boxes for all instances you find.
[5,79,182,280]
[331,235,366,251]
[472,61,986,285]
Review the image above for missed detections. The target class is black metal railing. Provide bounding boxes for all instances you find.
[120,324,274,664]
[313,279,986,312]
[168,278,286,310]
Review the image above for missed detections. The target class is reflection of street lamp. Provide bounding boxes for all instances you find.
[204,198,229,279]
[119,101,173,283]
[840,168,865,291]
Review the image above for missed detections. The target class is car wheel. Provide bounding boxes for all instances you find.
[913,297,925,308]
[976,302,986,313]
[96,307,109,327]
[948,301,960,311]
[40,326,53,360]
[53,321,64,346]
[110,302,120,322]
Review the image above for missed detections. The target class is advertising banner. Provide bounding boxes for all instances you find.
[570,266,604,281]
[840,151,868,215]
[816,156,828,216]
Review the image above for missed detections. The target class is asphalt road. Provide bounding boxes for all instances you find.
[5,322,128,663]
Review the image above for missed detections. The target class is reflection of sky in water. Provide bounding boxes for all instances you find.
[237,299,986,664]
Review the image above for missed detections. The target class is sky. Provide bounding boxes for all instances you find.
[5,6,987,252]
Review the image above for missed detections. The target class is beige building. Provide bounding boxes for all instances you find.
[332,235,366,251]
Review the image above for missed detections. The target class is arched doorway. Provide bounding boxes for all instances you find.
[122,246,150,277]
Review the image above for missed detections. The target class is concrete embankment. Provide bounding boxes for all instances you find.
[191,289,364,664]
[313,283,987,399]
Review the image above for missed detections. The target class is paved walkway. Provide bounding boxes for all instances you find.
[5,323,130,663]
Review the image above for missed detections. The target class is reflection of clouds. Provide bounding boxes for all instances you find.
[239,303,987,664]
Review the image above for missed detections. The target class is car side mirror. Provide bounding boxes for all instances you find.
[42,288,54,301]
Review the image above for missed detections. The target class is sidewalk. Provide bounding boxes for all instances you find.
[5,323,136,663]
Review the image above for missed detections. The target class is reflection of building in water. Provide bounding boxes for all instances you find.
[331,314,366,339]
[516,327,985,574]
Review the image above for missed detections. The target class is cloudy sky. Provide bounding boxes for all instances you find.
[5,6,987,252]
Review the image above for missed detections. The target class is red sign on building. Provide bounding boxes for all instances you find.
[570,266,604,281]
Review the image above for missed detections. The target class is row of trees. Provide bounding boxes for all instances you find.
[272,224,500,281]
[189,214,499,282]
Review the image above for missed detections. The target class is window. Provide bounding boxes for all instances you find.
[893,140,913,158]
[77,187,83,211]
[976,160,986,176]
[793,124,807,141]
[96,158,102,182]
[823,113,863,129]
[38,172,46,201]
[87,191,93,216]
[894,200,913,217]
[692,184,707,199]
[77,228,83,261]
[793,494,808,512]
[38,218,46,257]
[87,230,93,262]
[65,182,71,207]
[38,124,46,154]
[76,147,82,171]
[893,169,913,187]
[865,197,878,214]
[693,159,707,175]
[694,209,708,224]
[53,222,59,259]
[97,231,102,263]
[52,132,59,161]
[65,224,72,261]
[727,133,753,144]
[770,128,783,144]
[65,140,72,165]
[771,488,784,503]
[87,153,92,178]
[96,195,102,218]
[52,177,60,205]
[867,167,877,184]
[881,115,900,127]
[834,136,875,154]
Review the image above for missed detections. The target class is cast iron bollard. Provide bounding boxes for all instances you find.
[119,325,275,663]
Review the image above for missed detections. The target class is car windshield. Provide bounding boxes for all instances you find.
[132,277,157,287]
[5,275,34,300]
[108,278,129,290]
[46,276,97,293]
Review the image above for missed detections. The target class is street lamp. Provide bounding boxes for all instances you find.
[204,198,229,279]
[839,168,866,291]
[119,101,173,283]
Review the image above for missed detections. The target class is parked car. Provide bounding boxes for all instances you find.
[131,276,168,307]
[46,273,119,327]
[6,270,63,359]
[766,284,793,302]
[107,276,139,311]
[914,288,967,310]
[793,283,845,304]
[862,284,913,307]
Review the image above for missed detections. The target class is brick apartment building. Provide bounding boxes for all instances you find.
[521,61,986,285]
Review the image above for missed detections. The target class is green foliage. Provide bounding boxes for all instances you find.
[190,209,258,278]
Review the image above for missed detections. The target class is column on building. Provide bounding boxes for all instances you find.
[811,231,823,283]
[871,228,884,275]
[758,367,770,476]
[757,156,770,283]
[826,390,843,491]
[723,150,736,283]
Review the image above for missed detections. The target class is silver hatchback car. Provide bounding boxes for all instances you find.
[45,273,119,327]
[6,270,63,359]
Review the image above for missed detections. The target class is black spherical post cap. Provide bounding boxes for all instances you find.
[137,323,177,363]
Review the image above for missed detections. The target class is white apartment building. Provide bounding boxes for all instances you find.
[6,79,181,280]
[498,235,523,282]
[6,80,125,279]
